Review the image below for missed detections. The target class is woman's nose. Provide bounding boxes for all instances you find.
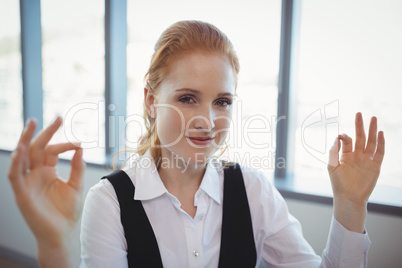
[192,106,216,130]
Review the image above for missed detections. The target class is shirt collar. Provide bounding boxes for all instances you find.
[126,149,224,203]
[129,149,167,201]
[199,157,223,204]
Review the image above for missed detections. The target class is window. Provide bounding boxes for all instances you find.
[294,0,402,189]
[0,0,23,150]
[4,0,401,211]
[127,0,281,177]
[41,0,105,163]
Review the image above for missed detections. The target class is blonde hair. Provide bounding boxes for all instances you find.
[116,20,240,169]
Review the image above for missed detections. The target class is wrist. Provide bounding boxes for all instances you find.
[333,197,367,234]
[37,243,69,268]
[36,228,80,268]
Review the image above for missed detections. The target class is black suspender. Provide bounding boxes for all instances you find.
[218,163,257,268]
[101,170,163,267]
[102,162,256,267]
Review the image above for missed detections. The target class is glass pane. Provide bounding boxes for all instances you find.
[0,0,23,150]
[127,0,281,176]
[41,0,105,163]
[295,0,402,188]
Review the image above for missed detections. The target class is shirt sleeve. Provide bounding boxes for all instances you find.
[322,217,370,267]
[80,179,129,268]
[243,168,370,268]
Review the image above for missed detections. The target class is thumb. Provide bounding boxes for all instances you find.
[68,148,85,191]
[327,137,340,173]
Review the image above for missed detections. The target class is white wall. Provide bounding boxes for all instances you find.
[1,151,401,267]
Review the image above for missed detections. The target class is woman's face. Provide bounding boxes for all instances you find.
[153,52,236,166]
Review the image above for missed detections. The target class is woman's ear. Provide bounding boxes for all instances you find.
[144,87,156,118]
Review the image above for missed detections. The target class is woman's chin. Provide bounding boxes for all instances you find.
[161,147,215,167]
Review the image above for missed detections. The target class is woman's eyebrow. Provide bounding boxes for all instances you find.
[175,88,199,94]
[175,88,234,97]
[217,92,234,97]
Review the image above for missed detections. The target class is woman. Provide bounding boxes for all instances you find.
[8,21,385,268]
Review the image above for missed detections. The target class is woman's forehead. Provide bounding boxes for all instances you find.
[159,52,236,96]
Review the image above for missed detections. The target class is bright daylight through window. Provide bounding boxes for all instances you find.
[41,0,105,163]
[0,0,23,150]
[294,0,402,190]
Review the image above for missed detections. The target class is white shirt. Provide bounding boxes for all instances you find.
[80,149,370,268]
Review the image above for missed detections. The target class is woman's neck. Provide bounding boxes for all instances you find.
[156,150,208,218]
[158,167,204,196]
[157,153,207,193]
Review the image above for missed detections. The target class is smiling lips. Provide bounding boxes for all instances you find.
[186,136,215,146]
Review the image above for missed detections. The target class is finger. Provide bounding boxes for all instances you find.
[8,145,26,195]
[29,117,62,169]
[365,116,377,156]
[354,112,366,152]
[328,137,340,172]
[339,133,353,153]
[44,142,81,166]
[68,148,85,191]
[18,119,37,148]
[16,120,37,172]
[373,131,385,165]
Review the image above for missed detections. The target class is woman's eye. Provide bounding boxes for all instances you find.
[179,96,194,103]
[216,99,232,107]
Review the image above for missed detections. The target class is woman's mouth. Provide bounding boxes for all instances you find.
[186,136,215,146]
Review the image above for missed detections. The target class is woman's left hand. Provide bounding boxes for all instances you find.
[327,112,385,233]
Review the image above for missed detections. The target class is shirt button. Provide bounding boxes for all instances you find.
[193,250,200,257]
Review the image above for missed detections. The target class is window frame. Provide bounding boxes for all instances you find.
[11,0,402,216]
[20,0,43,132]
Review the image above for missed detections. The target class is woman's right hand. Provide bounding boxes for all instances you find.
[8,117,85,268]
